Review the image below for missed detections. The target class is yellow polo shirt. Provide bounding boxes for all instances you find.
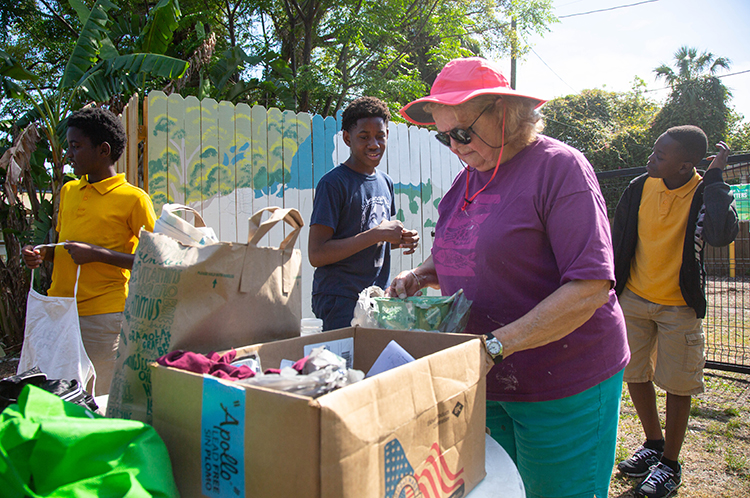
[626,171,701,305]
[48,174,156,316]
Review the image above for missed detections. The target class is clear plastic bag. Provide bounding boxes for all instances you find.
[373,289,472,332]
[237,347,364,398]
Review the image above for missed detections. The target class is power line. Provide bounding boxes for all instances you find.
[530,47,578,94]
[721,69,750,78]
[559,0,659,19]
[643,69,750,93]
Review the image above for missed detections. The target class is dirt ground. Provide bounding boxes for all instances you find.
[1,355,19,378]
[2,355,748,497]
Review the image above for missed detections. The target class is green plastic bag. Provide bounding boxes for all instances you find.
[0,385,179,498]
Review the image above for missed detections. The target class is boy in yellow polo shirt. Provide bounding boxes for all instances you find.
[22,107,156,395]
[612,125,738,498]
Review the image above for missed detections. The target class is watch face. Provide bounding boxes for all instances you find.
[487,340,501,356]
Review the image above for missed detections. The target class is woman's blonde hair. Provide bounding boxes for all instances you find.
[424,95,544,149]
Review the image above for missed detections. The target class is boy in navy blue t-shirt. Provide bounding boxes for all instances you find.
[308,97,419,330]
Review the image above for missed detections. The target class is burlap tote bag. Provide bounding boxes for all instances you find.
[107,207,303,422]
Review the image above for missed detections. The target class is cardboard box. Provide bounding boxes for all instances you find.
[151,326,489,498]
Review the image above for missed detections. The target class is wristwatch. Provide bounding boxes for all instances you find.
[483,332,504,365]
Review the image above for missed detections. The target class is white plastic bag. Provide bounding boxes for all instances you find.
[18,267,96,392]
[153,203,218,246]
[350,285,384,327]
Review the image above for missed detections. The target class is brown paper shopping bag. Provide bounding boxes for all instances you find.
[106,207,303,422]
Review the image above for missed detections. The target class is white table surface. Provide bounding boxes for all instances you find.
[467,434,526,498]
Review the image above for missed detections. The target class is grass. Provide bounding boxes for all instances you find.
[610,371,750,497]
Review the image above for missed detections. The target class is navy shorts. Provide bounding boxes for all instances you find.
[312,294,357,331]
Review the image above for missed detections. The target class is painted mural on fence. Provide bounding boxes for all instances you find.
[148,92,319,212]
[145,91,462,315]
[146,91,451,236]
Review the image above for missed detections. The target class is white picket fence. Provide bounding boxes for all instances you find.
[142,91,465,318]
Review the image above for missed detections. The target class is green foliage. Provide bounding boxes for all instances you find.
[542,83,657,172]
[650,77,731,147]
[0,0,79,100]
[650,46,732,147]
[220,0,556,115]
[60,0,118,89]
[136,0,182,54]
[653,46,730,86]
[729,120,750,153]
[2,0,189,170]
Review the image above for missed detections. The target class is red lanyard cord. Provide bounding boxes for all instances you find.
[461,107,506,211]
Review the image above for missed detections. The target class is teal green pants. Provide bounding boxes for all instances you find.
[486,370,624,498]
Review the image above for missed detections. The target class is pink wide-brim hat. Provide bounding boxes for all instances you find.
[400,57,547,126]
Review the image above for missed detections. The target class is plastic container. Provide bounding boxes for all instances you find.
[300,318,324,336]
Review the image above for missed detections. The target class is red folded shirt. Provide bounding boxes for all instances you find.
[157,350,309,380]
[156,350,256,380]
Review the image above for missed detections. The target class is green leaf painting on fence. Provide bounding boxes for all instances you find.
[148,91,314,215]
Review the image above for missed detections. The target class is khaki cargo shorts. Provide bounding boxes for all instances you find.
[79,311,123,396]
[620,288,705,396]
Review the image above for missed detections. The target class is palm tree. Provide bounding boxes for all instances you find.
[654,46,731,87]
[650,46,732,147]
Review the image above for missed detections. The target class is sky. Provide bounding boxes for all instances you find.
[496,0,750,129]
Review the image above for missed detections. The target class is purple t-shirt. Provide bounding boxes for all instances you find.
[433,135,629,402]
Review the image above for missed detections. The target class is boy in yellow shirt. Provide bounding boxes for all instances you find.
[22,107,156,395]
[612,125,738,498]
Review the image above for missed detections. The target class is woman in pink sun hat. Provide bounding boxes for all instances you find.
[388,57,629,498]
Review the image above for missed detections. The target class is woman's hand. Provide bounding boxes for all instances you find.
[386,256,438,298]
[386,269,424,299]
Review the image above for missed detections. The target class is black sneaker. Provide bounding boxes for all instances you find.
[617,446,663,477]
[635,461,682,498]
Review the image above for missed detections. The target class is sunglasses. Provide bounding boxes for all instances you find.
[434,104,492,147]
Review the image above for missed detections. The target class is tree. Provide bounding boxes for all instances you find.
[2,0,187,230]
[3,0,188,218]
[228,0,556,115]
[729,120,750,153]
[0,0,188,350]
[650,46,732,147]
[543,80,657,172]
[653,46,730,86]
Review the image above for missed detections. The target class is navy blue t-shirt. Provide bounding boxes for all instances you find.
[310,164,397,300]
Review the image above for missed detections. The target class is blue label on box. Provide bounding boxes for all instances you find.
[201,376,246,498]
